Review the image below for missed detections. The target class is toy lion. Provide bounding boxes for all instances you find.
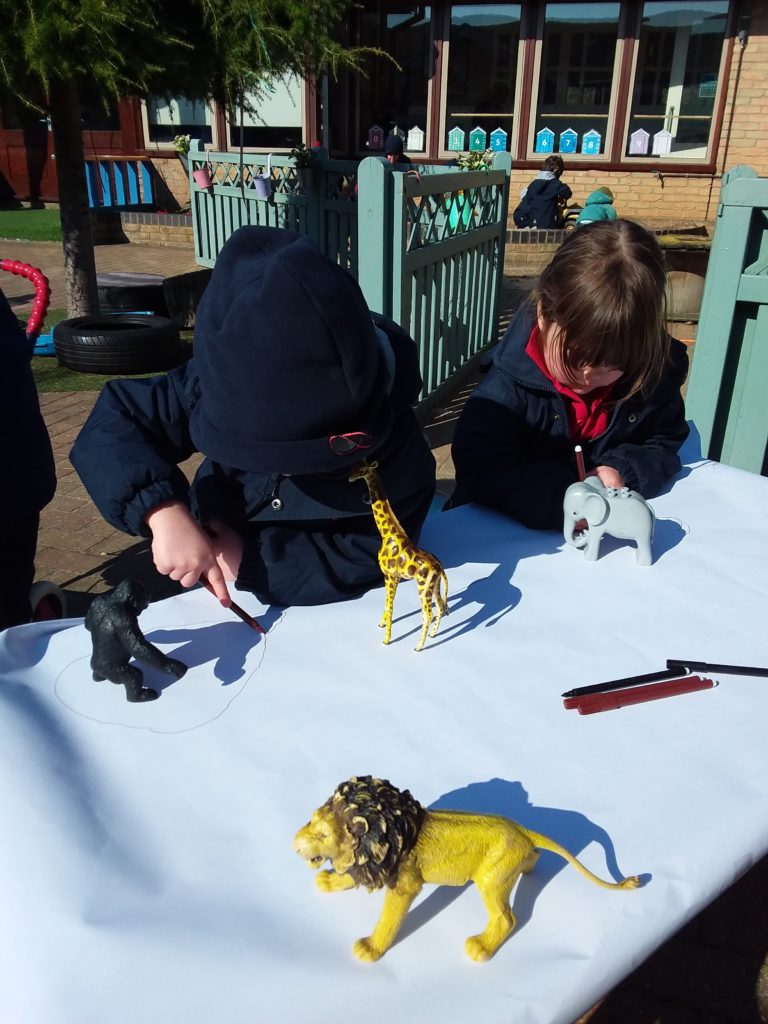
[293,775,641,963]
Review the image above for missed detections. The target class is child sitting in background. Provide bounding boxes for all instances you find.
[447,219,689,530]
[71,226,436,608]
[575,186,617,225]
[514,155,572,230]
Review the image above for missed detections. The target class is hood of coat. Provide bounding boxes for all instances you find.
[189,226,401,477]
[583,189,615,207]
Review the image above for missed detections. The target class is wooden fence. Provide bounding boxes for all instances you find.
[188,142,510,404]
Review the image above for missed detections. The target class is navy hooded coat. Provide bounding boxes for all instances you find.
[448,305,689,530]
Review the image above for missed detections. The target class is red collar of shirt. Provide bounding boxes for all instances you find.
[525,327,615,442]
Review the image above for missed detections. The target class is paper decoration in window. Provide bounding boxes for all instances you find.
[535,128,554,153]
[368,125,385,150]
[581,130,601,155]
[489,127,508,152]
[629,128,650,156]
[699,74,717,99]
[652,130,672,156]
[392,125,406,141]
[407,125,425,151]
[559,128,578,154]
[447,126,466,152]
[469,126,487,151]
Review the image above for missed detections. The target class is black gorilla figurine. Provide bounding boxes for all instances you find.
[84,579,187,702]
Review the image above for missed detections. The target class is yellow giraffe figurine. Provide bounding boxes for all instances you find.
[349,460,448,652]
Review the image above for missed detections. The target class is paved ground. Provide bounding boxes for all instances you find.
[4,237,768,1023]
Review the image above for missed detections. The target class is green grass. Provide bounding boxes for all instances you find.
[0,207,62,242]
[30,309,193,391]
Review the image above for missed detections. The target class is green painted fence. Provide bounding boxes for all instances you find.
[358,154,510,406]
[685,165,768,476]
[189,142,510,404]
[189,143,359,274]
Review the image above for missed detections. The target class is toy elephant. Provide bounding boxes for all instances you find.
[563,478,655,566]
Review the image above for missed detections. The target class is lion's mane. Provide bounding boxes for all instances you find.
[327,775,426,891]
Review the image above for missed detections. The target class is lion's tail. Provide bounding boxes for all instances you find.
[521,828,641,891]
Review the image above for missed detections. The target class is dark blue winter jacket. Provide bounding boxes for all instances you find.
[448,305,689,530]
[0,288,55,525]
[70,314,436,607]
[515,176,572,229]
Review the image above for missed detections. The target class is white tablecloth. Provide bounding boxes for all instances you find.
[2,433,768,1024]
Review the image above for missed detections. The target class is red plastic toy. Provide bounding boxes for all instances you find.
[0,258,51,342]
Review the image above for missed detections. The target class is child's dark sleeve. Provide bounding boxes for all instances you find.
[449,395,577,531]
[234,484,434,606]
[594,341,690,496]
[70,364,200,536]
[557,182,572,202]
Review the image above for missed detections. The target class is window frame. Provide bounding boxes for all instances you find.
[353,1,436,159]
[616,0,734,167]
[523,0,628,163]
[223,77,308,154]
[436,0,525,160]
[139,97,220,153]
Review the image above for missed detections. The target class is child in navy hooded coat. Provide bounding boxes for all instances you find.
[0,288,56,629]
[71,227,436,608]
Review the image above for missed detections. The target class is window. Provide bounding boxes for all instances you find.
[146,97,212,145]
[531,2,621,158]
[358,3,433,153]
[228,78,303,150]
[625,0,729,159]
[442,4,521,154]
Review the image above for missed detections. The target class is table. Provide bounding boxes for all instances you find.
[2,432,768,1024]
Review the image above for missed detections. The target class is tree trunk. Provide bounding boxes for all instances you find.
[49,79,99,317]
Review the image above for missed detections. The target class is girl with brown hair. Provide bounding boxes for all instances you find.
[447,220,690,529]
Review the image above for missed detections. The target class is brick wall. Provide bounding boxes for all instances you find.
[91,209,194,247]
[150,155,191,211]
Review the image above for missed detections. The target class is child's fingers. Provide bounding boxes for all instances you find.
[203,566,232,607]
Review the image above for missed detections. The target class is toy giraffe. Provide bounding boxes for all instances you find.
[349,460,448,652]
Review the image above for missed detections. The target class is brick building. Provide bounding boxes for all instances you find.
[1,0,766,228]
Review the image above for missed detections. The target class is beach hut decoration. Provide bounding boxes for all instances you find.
[447,126,466,152]
[652,129,672,156]
[367,125,385,150]
[535,127,554,153]
[489,127,508,152]
[581,130,602,155]
[559,128,578,154]
[407,125,425,151]
[629,128,650,156]
[392,125,406,141]
[469,126,487,151]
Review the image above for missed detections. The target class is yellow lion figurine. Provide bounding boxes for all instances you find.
[293,775,642,963]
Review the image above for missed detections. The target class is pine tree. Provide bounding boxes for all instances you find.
[0,0,368,314]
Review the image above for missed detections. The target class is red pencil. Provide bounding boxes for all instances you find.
[574,445,586,481]
[564,675,714,715]
[200,577,265,633]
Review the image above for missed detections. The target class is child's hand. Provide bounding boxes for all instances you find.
[145,501,231,604]
[205,519,245,584]
[589,466,625,489]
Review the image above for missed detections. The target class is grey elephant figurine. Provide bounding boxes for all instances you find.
[563,478,655,566]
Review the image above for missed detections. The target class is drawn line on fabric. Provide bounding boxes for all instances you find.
[52,611,286,734]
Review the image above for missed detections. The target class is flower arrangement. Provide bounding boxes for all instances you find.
[172,134,192,157]
[289,142,316,169]
[456,148,494,172]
